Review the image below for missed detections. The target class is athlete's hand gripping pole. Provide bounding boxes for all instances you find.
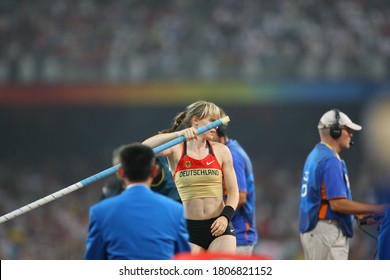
[0,116,230,224]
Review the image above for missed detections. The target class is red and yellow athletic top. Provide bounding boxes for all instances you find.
[174,141,223,201]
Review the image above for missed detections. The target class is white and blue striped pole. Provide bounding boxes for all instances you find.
[0,116,230,224]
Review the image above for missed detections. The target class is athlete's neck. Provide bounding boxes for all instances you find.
[187,139,207,152]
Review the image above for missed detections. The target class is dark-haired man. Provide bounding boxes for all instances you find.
[84,143,190,260]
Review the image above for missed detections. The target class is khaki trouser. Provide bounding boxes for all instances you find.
[236,244,255,255]
[300,220,349,260]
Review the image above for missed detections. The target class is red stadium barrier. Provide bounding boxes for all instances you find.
[173,252,272,260]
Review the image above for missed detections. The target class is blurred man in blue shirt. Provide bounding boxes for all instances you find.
[84,143,190,259]
[214,123,258,254]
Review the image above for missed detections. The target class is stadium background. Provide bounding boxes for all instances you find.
[1,0,390,259]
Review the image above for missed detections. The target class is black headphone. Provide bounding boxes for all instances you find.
[329,108,342,139]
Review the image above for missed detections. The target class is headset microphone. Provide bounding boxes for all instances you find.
[331,109,355,146]
[330,109,342,139]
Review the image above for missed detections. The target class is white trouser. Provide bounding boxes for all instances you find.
[300,220,349,260]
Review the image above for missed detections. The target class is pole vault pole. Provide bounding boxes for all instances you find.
[0,116,230,224]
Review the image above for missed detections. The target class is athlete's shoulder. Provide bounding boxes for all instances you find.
[210,141,230,154]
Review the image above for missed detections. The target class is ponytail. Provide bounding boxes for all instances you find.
[159,111,186,134]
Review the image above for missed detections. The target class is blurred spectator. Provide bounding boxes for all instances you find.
[1,0,389,84]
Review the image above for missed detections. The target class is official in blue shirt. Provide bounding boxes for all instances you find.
[214,124,258,255]
[84,143,191,260]
[299,109,388,260]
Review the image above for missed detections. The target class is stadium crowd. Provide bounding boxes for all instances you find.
[0,0,389,84]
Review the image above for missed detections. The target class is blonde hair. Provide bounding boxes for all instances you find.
[160,100,222,133]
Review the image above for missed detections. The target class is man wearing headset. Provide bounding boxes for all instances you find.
[100,146,181,203]
[299,109,389,260]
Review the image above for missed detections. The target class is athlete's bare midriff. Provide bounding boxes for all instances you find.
[183,197,224,220]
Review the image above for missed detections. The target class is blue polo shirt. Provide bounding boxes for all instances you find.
[299,142,353,237]
[225,139,258,246]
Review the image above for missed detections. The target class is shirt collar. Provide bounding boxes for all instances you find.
[320,142,341,161]
[125,183,149,190]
